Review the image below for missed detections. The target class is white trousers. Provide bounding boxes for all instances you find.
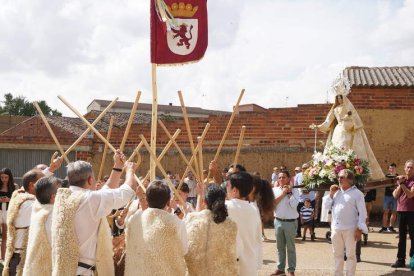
[331,228,357,276]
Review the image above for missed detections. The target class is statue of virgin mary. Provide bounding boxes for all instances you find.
[317,76,384,181]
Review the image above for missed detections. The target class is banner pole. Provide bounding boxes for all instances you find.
[150,63,158,181]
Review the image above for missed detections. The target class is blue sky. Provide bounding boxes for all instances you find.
[0,0,413,115]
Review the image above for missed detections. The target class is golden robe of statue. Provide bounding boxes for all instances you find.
[317,78,384,181]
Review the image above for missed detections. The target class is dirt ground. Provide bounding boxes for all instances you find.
[259,224,412,276]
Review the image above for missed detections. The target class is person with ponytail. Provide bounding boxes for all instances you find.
[249,175,275,241]
[184,185,239,276]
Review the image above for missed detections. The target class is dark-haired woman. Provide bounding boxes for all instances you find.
[0,168,18,261]
[185,185,239,276]
[249,176,275,241]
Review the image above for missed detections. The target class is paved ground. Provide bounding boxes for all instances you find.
[259,225,412,276]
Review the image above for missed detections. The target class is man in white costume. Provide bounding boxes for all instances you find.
[51,151,137,276]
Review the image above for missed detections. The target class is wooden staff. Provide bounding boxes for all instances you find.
[233,125,246,168]
[176,123,210,191]
[126,141,144,163]
[139,134,187,214]
[120,91,141,152]
[64,97,119,157]
[150,64,158,181]
[33,101,70,164]
[178,91,202,182]
[140,129,181,184]
[205,89,244,181]
[58,95,117,153]
[98,116,115,181]
[214,89,244,161]
[197,136,204,185]
[134,175,147,192]
[158,120,200,183]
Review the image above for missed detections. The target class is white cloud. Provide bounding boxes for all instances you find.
[0,0,413,116]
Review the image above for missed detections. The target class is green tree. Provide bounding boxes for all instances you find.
[0,93,62,116]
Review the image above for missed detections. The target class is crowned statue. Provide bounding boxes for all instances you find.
[315,76,385,181]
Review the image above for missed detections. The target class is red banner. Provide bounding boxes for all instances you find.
[150,0,208,65]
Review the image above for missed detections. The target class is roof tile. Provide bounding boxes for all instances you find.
[344,66,414,87]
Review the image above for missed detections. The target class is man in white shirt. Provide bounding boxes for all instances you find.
[184,171,197,208]
[272,170,299,276]
[52,151,137,276]
[323,169,367,276]
[226,171,262,276]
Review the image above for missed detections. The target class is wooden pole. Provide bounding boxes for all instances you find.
[233,126,246,167]
[205,89,244,181]
[150,64,158,181]
[213,89,244,161]
[197,136,204,185]
[120,91,141,152]
[178,91,201,181]
[58,95,117,153]
[33,101,70,164]
[139,134,187,214]
[64,97,119,156]
[126,141,144,163]
[177,123,210,191]
[158,120,200,184]
[98,116,115,181]
[141,129,181,184]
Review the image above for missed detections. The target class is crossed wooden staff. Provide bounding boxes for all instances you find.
[34,89,248,214]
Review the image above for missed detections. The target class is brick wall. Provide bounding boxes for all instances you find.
[1,86,413,213]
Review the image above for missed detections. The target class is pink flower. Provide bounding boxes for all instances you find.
[354,166,363,174]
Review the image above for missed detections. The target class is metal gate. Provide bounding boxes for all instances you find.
[0,149,75,186]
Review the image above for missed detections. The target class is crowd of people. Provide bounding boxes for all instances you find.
[0,153,413,276]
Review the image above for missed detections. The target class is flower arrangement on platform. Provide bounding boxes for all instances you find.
[303,145,370,189]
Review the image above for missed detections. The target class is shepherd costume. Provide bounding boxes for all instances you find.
[124,208,187,276]
[22,202,53,276]
[51,188,114,276]
[2,191,35,276]
[184,209,238,276]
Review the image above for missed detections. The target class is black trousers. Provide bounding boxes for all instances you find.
[397,211,414,260]
[9,252,21,276]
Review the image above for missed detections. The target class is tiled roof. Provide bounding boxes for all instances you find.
[46,112,154,135]
[344,66,414,87]
[88,100,230,116]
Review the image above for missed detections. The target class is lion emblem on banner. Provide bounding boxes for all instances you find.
[167,19,198,55]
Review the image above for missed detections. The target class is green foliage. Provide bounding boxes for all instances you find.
[0,93,62,116]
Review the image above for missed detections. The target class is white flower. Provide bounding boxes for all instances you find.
[325,158,334,166]
[319,169,327,178]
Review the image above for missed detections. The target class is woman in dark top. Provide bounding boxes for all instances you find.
[0,168,17,261]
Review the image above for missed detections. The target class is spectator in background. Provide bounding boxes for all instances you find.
[294,163,316,239]
[391,160,414,268]
[0,168,19,261]
[271,167,279,186]
[380,163,398,233]
[364,189,376,230]
[184,171,197,208]
[300,198,315,241]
